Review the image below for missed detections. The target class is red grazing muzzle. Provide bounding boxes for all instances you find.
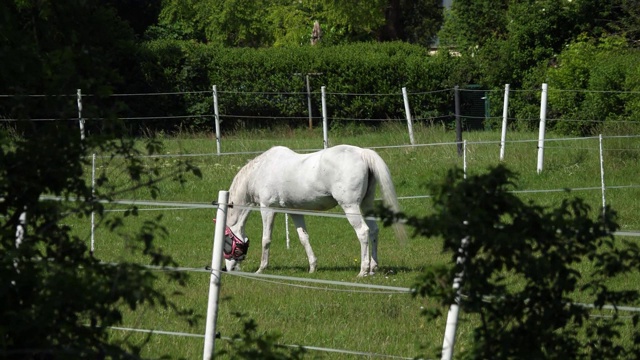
[223,226,249,260]
[213,218,249,260]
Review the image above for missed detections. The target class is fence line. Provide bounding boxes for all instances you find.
[3,85,639,131]
[8,114,640,124]
[6,86,640,98]
[108,250,640,359]
[72,196,640,236]
[81,133,640,160]
[108,326,419,360]
[1,111,638,128]
[120,244,640,359]
[8,113,640,124]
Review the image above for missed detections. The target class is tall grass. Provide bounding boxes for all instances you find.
[73,123,640,359]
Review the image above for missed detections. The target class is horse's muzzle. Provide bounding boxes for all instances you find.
[224,227,250,261]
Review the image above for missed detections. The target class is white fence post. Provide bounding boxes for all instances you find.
[500,84,510,161]
[77,89,85,140]
[402,87,415,146]
[441,235,469,360]
[15,210,26,250]
[14,209,27,283]
[321,86,328,149]
[212,85,221,155]
[599,134,606,215]
[285,214,291,249]
[305,74,313,129]
[91,153,96,255]
[463,140,467,179]
[536,83,548,174]
[455,86,463,157]
[203,190,230,360]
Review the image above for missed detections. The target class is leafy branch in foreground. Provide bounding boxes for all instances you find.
[378,165,640,359]
[0,1,204,357]
[1,126,202,359]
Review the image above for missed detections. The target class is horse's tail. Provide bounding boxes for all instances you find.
[361,149,408,244]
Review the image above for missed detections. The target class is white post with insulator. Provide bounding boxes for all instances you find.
[321,86,328,149]
[91,153,96,255]
[13,209,27,284]
[203,190,230,360]
[212,85,221,155]
[500,84,510,161]
[536,83,548,174]
[77,89,85,140]
[599,134,606,215]
[463,140,467,179]
[15,210,26,250]
[402,87,415,145]
[441,235,469,360]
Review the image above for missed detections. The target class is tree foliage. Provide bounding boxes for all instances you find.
[379,165,640,359]
[545,35,640,135]
[439,0,640,88]
[393,0,445,46]
[438,0,509,50]
[1,1,201,358]
[150,0,442,47]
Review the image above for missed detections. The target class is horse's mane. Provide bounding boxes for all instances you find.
[228,153,265,204]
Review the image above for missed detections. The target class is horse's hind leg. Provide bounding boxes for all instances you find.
[365,218,379,275]
[341,204,370,277]
[290,214,317,273]
[256,208,275,274]
[361,196,379,275]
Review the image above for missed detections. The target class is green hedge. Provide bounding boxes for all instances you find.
[134,39,640,135]
[137,40,460,132]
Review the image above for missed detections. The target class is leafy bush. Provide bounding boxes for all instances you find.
[378,165,640,359]
[544,36,640,135]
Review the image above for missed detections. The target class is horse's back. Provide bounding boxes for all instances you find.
[250,145,370,210]
[262,145,367,176]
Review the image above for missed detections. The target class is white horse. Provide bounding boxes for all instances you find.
[221,145,406,277]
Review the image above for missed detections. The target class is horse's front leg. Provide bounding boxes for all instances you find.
[290,214,317,273]
[256,208,275,274]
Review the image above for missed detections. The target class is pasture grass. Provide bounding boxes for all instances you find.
[70,122,640,359]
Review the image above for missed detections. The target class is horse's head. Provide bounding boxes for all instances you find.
[222,225,250,271]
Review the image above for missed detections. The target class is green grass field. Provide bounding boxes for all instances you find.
[72,122,640,359]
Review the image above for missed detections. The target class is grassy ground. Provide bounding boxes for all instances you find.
[71,122,640,359]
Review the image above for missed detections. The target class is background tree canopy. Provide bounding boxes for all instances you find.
[149,0,444,46]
